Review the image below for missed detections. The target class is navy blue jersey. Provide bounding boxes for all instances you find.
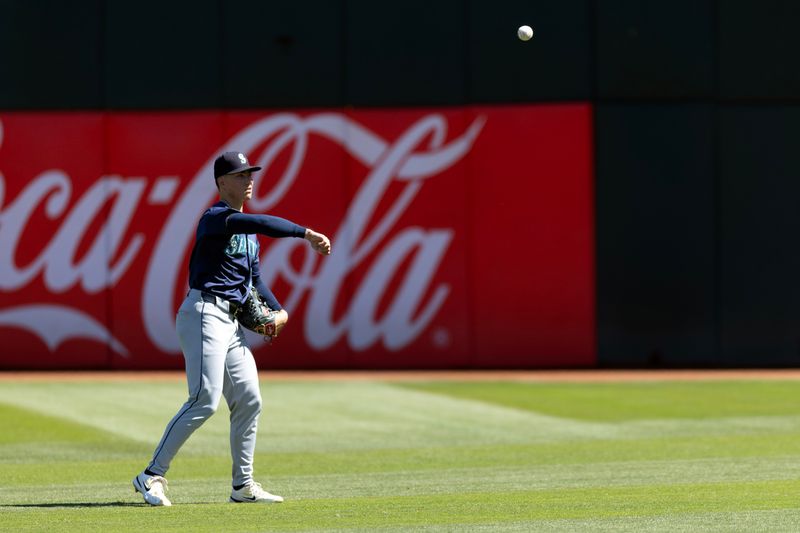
[188,201,305,307]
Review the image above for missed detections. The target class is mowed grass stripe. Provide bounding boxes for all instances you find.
[0,403,148,464]
[397,380,800,421]
[4,456,800,503]
[6,430,800,486]
[3,480,800,532]
[6,380,800,452]
[0,402,135,445]
[0,381,614,453]
[306,509,800,533]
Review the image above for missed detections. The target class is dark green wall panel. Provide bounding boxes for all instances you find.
[596,105,716,367]
[344,0,466,106]
[104,0,220,108]
[467,0,591,102]
[0,0,601,109]
[719,1,800,101]
[220,1,344,107]
[0,0,102,108]
[719,108,800,365]
[596,0,714,99]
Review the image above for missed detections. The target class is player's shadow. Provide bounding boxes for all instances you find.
[9,502,145,508]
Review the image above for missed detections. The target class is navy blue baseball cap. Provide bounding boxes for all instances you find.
[213,151,262,179]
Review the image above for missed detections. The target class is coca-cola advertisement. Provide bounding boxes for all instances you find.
[0,105,594,369]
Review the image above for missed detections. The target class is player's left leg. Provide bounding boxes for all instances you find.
[222,327,283,503]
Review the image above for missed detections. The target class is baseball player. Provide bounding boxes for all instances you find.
[133,151,331,506]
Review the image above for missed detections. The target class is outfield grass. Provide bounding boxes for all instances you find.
[1,377,800,531]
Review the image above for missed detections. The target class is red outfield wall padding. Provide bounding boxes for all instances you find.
[0,106,595,369]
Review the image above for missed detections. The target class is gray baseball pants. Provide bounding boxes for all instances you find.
[147,288,262,487]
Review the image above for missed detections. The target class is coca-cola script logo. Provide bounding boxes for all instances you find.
[0,113,485,357]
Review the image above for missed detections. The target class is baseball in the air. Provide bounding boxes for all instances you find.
[518,25,533,41]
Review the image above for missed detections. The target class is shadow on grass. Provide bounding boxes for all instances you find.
[6,501,145,508]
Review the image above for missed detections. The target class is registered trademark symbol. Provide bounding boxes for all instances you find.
[431,327,451,348]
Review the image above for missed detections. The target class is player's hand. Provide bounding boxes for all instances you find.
[305,229,331,255]
[273,309,289,337]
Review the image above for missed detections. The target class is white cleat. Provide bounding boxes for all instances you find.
[132,471,172,506]
[230,481,283,503]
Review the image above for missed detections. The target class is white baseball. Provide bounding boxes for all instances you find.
[518,25,533,41]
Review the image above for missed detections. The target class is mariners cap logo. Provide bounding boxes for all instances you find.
[213,151,263,179]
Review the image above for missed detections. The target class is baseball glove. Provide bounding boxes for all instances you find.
[235,286,278,337]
